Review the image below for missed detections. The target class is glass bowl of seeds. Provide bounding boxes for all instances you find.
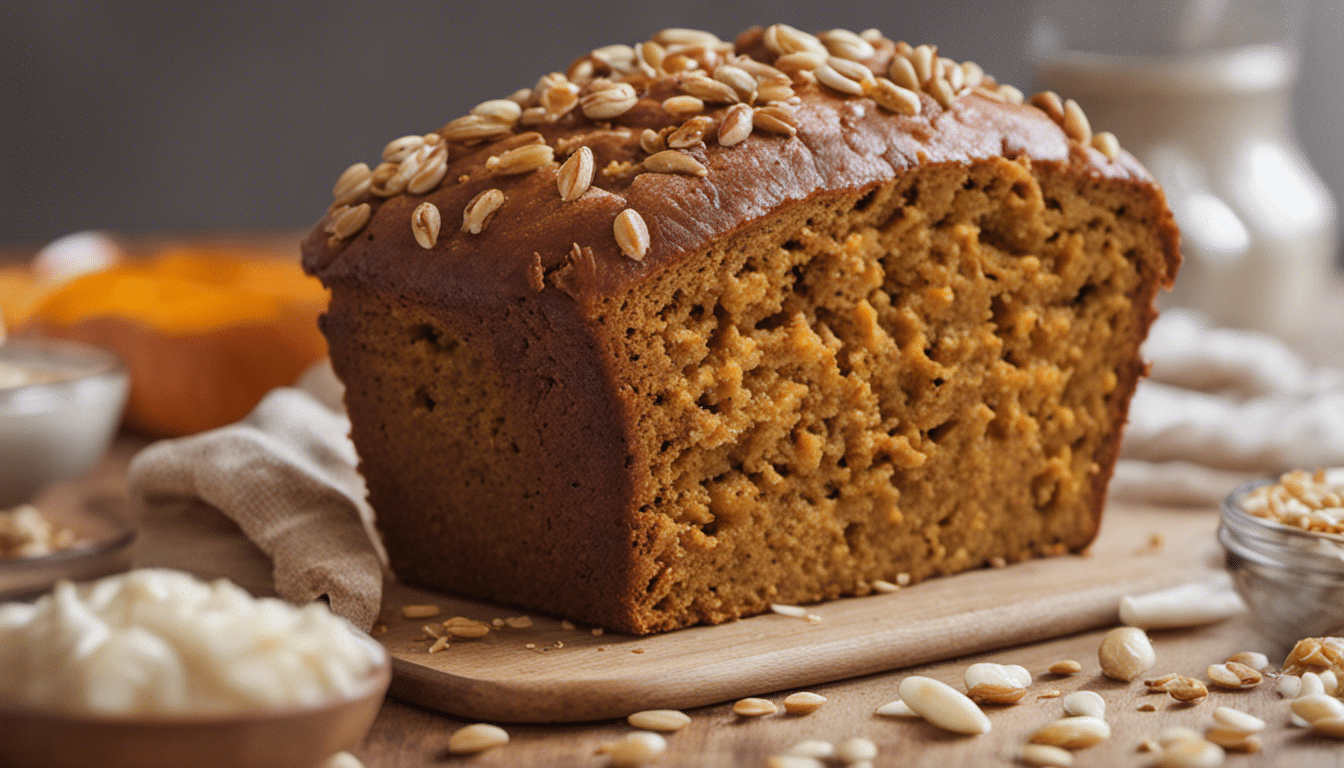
[1219,469,1344,648]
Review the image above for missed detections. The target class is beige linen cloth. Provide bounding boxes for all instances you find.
[126,309,1343,628]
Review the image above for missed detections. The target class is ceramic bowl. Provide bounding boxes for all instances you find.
[0,499,135,601]
[0,655,390,768]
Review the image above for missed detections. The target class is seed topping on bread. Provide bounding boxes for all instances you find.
[318,24,1123,267]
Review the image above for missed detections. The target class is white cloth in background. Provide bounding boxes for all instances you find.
[1113,309,1344,506]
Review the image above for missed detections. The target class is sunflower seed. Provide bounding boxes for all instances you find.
[733,697,778,717]
[681,75,739,104]
[783,740,834,759]
[626,709,691,732]
[662,95,704,116]
[485,143,555,175]
[820,29,875,61]
[608,731,666,767]
[614,208,649,261]
[835,737,877,763]
[1207,662,1261,689]
[580,81,638,120]
[875,698,918,717]
[382,134,426,162]
[327,203,371,240]
[332,162,372,204]
[471,99,522,125]
[667,116,715,148]
[782,691,826,715]
[552,146,594,202]
[1099,627,1156,682]
[718,103,753,146]
[447,723,509,754]
[411,202,440,249]
[1062,98,1092,143]
[910,44,937,83]
[1029,716,1111,749]
[1291,693,1344,723]
[1156,737,1224,768]
[1020,744,1074,767]
[753,105,798,136]
[898,675,991,734]
[1062,690,1105,718]
[1049,660,1083,675]
[644,149,706,177]
[1031,91,1065,122]
[462,188,505,234]
[1211,706,1265,733]
[863,77,921,116]
[714,64,758,101]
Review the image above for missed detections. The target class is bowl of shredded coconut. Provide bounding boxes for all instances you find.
[0,568,390,768]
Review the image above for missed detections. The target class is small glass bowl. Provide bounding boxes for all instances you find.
[1219,477,1344,648]
[0,338,130,508]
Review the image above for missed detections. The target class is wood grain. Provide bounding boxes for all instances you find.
[378,503,1223,723]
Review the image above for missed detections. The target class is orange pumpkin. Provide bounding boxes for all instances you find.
[13,249,329,436]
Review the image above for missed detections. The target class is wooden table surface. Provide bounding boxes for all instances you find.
[34,435,1344,767]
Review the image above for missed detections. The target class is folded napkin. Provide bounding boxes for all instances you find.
[127,369,386,630]
[1113,309,1344,506]
[126,309,1343,626]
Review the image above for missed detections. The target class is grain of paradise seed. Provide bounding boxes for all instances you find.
[486,143,555,175]
[626,709,691,732]
[327,203,371,240]
[462,188,505,235]
[820,28,875,61]
[863,77,921,116]
[332,162,372,201]
[898,675,991,734]
[1061,99,1092,143]
[782,691,826,715]
[1207,662,1261,689]
[556,146,595,202]
[733,697,778,717]
[471,99,523,124]
[1156,737,1224,768]
[815,64,865,95]
[667,116,715,148]
[662,95,705,116]
[613,208,650,261]
[1049,660,1083,675]
[887,55,921,91]
[411,202,440,249]
[447,723,509,754]
[1062,690,1105,719]
[718,103,753,147]
[714,64,758,102]
[1029,716,1111,749]
[1091,131,1120,161]
[1099,626,1156,682]
[835,737,877,763]
[1020,744,1074,767]
[874,699,918,717]
[608,731,667,767]
[681,75,740,104]
[753,105,798,136]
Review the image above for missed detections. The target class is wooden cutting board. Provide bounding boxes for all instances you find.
[377,501,1225,722]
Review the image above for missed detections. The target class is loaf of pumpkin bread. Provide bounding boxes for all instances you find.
[302,24,1180,634]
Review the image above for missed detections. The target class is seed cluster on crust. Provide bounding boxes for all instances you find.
[320,24,1126,263]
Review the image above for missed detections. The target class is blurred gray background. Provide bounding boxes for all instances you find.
[1,0,1340,249]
